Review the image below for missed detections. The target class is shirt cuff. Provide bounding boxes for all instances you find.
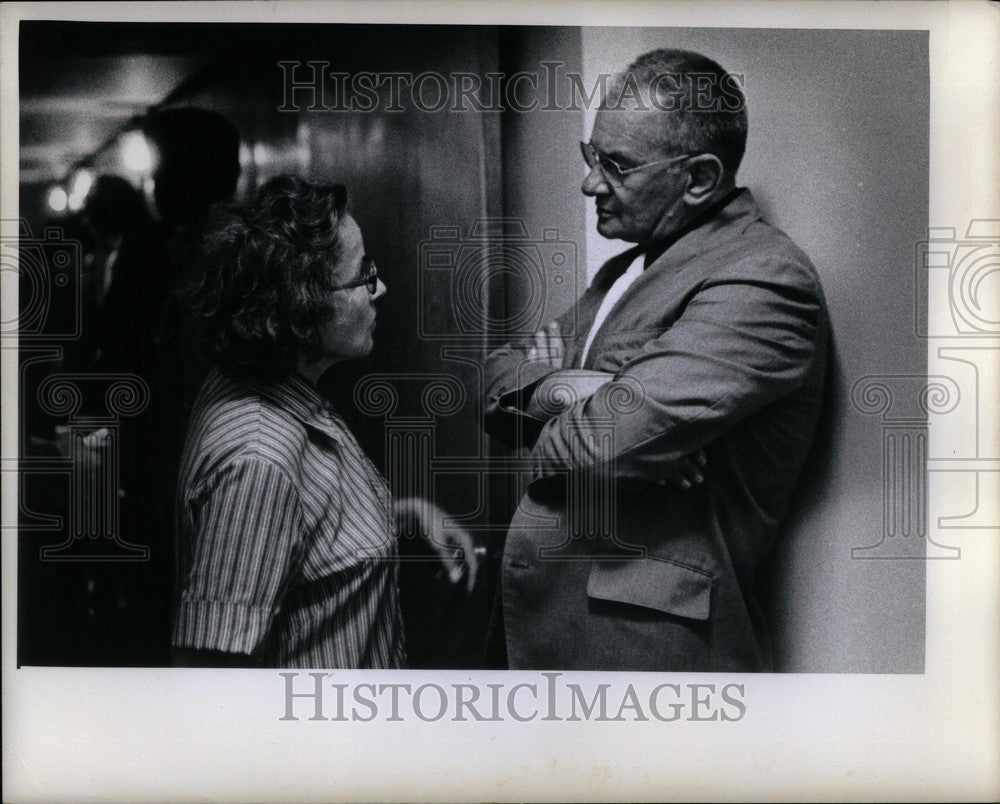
[172,600,272,656]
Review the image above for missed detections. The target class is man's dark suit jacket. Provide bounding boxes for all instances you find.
[484,189,830,671]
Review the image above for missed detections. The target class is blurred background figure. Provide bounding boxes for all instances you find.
[33,175,165,664]
[142,107,242,231]
[136,107,244,662]
[72,175,160,380]
[140,107,242,474]
[26,109,243,665]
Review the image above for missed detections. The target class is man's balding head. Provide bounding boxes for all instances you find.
[605,49,748,181]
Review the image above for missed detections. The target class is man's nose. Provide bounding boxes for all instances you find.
[581,164,610,197]
[373,278,387,300]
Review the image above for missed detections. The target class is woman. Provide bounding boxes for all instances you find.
[171,176,472,668]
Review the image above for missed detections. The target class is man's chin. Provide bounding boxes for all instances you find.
[596,216,621,239]
[597,219,640,243]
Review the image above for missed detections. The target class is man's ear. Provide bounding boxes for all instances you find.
[683,154,726,205]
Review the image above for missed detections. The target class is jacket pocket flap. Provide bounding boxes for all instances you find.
[587,558,712,620]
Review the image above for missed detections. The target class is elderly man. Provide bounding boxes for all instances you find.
[484,48,830,671]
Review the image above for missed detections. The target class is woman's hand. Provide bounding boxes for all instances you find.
[393,497,479,594]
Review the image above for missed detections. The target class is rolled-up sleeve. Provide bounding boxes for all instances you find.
[530,267,825,484]
[173,456,304,656]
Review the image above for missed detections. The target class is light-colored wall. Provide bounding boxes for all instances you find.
[507,27,929,672]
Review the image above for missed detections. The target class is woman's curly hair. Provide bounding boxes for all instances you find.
[185,175,349,381]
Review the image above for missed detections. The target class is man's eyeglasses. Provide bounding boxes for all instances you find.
[580,141,692,184]
[331,255,378,295]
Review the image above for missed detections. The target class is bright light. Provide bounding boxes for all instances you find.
[252,143,273,165]
[120,131,153,172]
[66,169,94,212]
[72,169,94,199]
[47,186,68,213]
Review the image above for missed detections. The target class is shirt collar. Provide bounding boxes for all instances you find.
[244,371,346,440]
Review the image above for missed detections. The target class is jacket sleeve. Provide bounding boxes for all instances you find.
[528,264,825,484]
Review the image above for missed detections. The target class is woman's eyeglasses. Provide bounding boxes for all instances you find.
[331,255,378,295]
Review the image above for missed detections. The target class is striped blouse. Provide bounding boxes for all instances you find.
[172,368,406,668]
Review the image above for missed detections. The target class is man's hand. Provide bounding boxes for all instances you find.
[393,497,479,594]
[526,320,564,367]
[658,448,708,490]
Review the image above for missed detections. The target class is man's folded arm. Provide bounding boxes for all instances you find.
[483,305,580,449]
[529,269,825,484]
[525,370,616,420]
